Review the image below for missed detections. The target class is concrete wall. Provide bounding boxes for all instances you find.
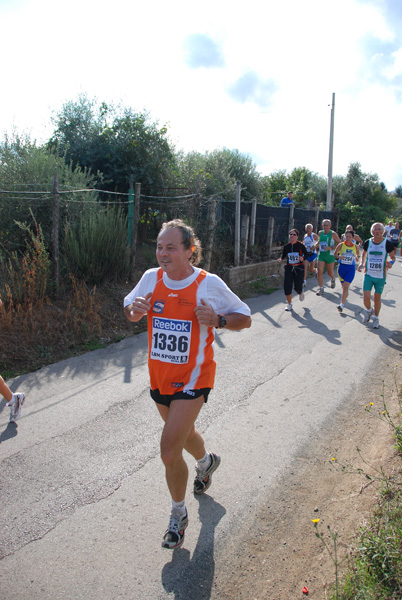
[223,259,282,287]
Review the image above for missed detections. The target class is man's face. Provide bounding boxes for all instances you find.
[156,227,192,279]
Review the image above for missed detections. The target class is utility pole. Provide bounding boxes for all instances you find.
[326,92,335,211]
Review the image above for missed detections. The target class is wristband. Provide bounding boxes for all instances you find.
[390,260,394,265]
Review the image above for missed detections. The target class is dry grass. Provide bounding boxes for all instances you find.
[0,276,146,376]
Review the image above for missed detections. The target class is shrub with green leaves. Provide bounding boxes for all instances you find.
[64,206,131,284]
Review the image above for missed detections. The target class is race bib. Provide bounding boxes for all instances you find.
[288,252,300,264]
[319,241,328,252]
[151,317,191,364]
[341,254,354,265]
[392,233,399,241]
[367,256,383,278]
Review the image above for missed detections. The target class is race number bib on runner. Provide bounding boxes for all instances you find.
[341,254,354,265]
[367,256,383,277]
[288,252,300,264]
[319,241,328,252]
[151,317,191,364]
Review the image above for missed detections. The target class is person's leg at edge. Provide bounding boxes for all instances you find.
[1,375,26,422]
[157,397,206,502]
[0,376,13,402]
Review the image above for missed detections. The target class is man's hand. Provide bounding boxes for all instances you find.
[194,298,218,327]
[125,292,152,321]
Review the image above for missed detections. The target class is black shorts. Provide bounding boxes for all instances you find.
[150,387,211,407]
[284,266,304,296]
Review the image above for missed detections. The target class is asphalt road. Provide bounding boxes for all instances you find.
[1,261,402,600]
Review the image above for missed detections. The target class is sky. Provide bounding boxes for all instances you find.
[1,0,402,190]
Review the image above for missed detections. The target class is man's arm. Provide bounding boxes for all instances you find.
[194,299,251,330]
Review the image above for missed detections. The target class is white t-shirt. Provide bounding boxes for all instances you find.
[124,267,251,317]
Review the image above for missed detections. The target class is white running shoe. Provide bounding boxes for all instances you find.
[194,453,221,495]
[299,291,305,302]
[372,317,380,329]
[337,304,343,313]
[285,303,293,311]
[161,510,189,549]
[363,309,373,323]
[6,392,25,423]
[331,279,336,289]
[316,287,324,296]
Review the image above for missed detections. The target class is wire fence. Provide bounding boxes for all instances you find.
[0,179,337,279]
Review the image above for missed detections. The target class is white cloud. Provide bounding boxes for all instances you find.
[1,0,401,189]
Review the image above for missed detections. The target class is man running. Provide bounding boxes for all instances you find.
[124,219,251,549]
[303,223,319,285]
[357,222,396,329]
[315,219,341,296]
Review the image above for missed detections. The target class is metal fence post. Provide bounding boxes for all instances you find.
[127,175,134,247]
[51,173,60,293]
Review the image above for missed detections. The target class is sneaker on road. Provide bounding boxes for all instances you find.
[337,304,343,313]
[6,392,25,423]
[299,291,305,301]
[161,510,189,549]
[316,287,324,296]
[285,303,293,311]
[194,452,221,495]
[363,309,373,323]
[372,317,380,329]
[331,278,336,289]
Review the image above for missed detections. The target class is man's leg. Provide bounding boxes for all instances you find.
[363,289,372,311]
[373,292,382,317]
[317,260,325,287]
[156,397,205,502]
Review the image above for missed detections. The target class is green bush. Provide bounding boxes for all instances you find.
[64,206,131,284]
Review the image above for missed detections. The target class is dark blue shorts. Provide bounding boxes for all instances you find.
[150,387,211,407]
[338,263,355,284]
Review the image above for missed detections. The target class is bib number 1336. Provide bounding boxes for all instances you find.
[151,317,191,364]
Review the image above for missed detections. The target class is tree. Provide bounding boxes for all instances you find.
[261,167,326,207]
[0,131,97,255]
[394,185,402,198]
[336,163,396,236]
[260,170,288,205]
[175,148,262,200]
[48,94,177,194]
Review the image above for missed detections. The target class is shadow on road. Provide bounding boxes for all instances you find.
[161,495,226,600]
[0,416,18,443]
[291,307,342,344]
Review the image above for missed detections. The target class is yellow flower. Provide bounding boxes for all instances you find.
[369,402,374,406]
[312,519,320,523]
[331,457,336,462]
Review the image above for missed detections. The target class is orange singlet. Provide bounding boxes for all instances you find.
[147,269,216,394]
